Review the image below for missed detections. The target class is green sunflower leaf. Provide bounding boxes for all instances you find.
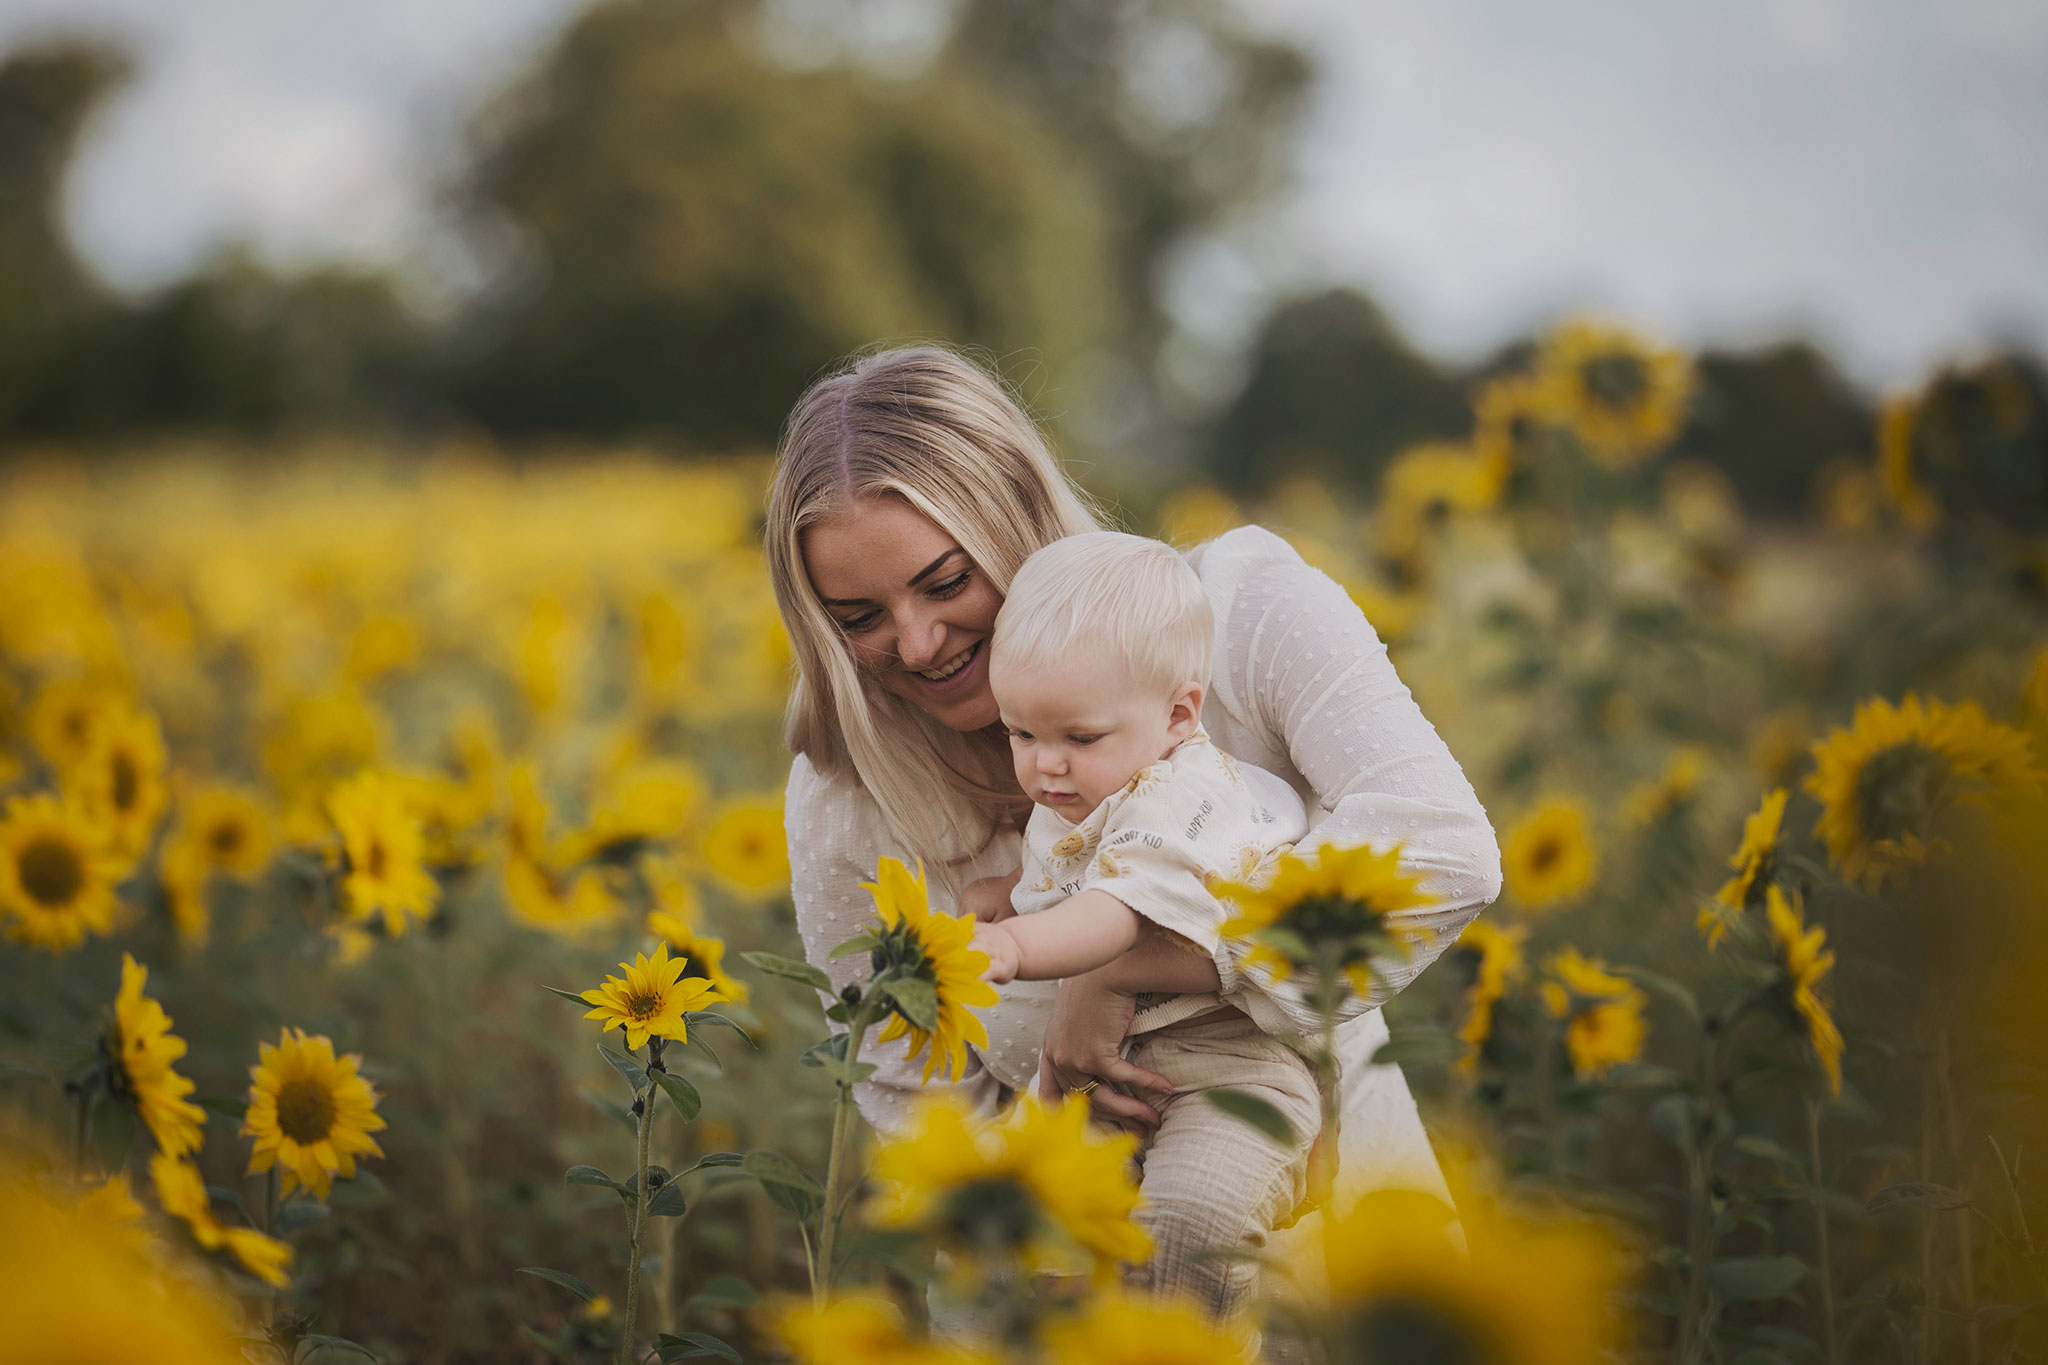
[1205,1089,1295,1147]
[543,985,592,1008]
[741,1149,821,1194]
[565,1165,626,1193]
[647,1178,688,1217]
[676,1152,746,1178]
[683,1011,755,1046]
[828,932,880,960]
[651,1067,702,1122]
[1865,1182,1972,1215]
[599,1045,646,1090]
[1706,1255,1806,1301]
[295,1335,379,1363]
[655,1331,741,1363]
[878,976,938,1032]
[1366,1028,1463,1068]
[273,1198,331,1235]
[739,951,832,994]
[517,1266,598,1303]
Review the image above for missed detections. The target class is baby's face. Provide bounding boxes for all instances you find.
[992,652,1196,819]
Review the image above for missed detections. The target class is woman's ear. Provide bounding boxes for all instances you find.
[1166,682,1204,742]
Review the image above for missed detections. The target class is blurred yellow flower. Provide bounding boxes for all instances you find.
[1805,693,2042,889]
[772,1293,996,1365]
[871,1094,1151,1278]
[66,704,168,865]
[343,611,421,684]
[1450,918,1527,1075]
[3,1155,249,1362]
[262,688,380,810]
[1156,484,1242,547]
[148,1151,294,1288]
[865,857,997,1084]
[1534,319,1694,469]
[1292,1188,1625,1365]
[110,953,207,1159]
[1377,441,1505,561]
[0,792,123,951]
[1470,372,1550,479]
[1541,948,1648,1079]
[1621,746,1707,827]
[1749,707,1813,789]
[1216,841,1435,999]
[1766,886,1844,1095]
[560,757,706,864]
[1039,1292,1255,1363]
[241,1027,388,1201]
[580,942,724,1051]
[647,910,749,1006]
[1701,788,1789,949]
[1501,800,1597,914]
[700,796,791,897]
[505,853,619,936]
[326,770,439,936]
[1877,395,1938,530]
[27,676,128,772]
[174,782,275,879]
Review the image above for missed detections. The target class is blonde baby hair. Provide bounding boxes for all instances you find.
[992,531,1213,699]
[766,345,1106,865]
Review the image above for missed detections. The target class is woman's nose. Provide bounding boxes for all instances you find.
[895,611,943,669]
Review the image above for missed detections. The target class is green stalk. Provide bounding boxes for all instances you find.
[1807,1098,1839,1365]
[1309,943,1344,1211]
[621,1040,661,1365]
[815,997,877,1305]
[1679,1008,1735,1365]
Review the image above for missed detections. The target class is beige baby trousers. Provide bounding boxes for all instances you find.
[1123,1010,1323,1321]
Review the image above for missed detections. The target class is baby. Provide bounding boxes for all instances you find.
[964,530,1322,1320]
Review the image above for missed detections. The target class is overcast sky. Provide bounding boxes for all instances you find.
[0,0,2042,389]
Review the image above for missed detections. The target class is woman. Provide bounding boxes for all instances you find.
[765,345,1501,1280]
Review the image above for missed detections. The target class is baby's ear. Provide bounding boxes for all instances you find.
[1166,681,1204,740]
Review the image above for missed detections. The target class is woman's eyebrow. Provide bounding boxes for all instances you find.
[821,548,964,606]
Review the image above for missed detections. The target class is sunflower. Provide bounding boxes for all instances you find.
[1470,373,1551,481]
[647,910,749,1006]
[148,1152,294,1288]
[1449,918,1527,1075]
[504,852,619,936]
[27,677,128,772]
[241,1027,388,1200]
[326,769,440,935]
[174,782,274,879]
[1291,1188,1624,1365]
[1620,746,1707,828]
[1215,841,1437,1000]
[1500,800,1597,914]
[871,1094,1151,1278]
[864,856,998,1083]
[1540,948,1648,1079]
[1533,319,1694,469]
[1039,1292,1256,1364]
[580,942,725,1051]
[559,757,706,865]
[69,704,168,864]
[1805,693,2041,889]
[3,1156,249,1363]
[108,954,206,1158]
[1377,442,1507,561]
[0,792,123,951]
[1877,396,1938,530]
[1699,788,1788,948]
[700,796,791,897]
[772,1293,998,1365]
[1766,886,1844,1095]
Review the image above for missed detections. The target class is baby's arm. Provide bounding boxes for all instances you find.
[960,867,1022,923]
[971,891,1143,984]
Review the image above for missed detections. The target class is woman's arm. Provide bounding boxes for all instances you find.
[784,757,1002,1136]
[1220,530,1505,1027]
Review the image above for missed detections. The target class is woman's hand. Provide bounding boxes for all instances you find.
[1037,969,1173,1130]
[961,868,1022,923]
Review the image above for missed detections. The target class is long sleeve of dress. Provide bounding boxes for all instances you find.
[784,755,1003,1138]
[1205,528,1504,1031]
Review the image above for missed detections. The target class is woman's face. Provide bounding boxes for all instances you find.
[801,494,1005,732]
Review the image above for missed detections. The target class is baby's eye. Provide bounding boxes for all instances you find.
[1069,734,1103,747]
[1008,729,1033,743]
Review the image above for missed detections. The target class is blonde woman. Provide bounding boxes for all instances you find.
[766,345,1502,1294]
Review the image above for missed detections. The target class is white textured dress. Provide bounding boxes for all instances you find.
[783,524,1504,1210]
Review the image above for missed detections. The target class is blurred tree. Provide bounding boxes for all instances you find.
[0,43,127,432]
[1674,342,1872,518]
[448,0,1123,446]
[945,0,1311,354]
[1203,288,1469,494]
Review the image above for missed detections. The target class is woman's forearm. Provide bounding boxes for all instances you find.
[1088,924,1223,996]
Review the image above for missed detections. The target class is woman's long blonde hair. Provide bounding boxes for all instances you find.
[767,346,1103,864]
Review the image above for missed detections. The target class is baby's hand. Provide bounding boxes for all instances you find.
[961,870,1020,923]
[970,924,1021,984]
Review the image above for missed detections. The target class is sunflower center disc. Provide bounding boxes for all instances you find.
[1529,837,1561,872]
[1347,1294,1488,1365]
[210,821,243,856]
[1854,741,1951,847]
[19,836,84,907]
[277,1076,339,1144]
[366,838,388,880]
[625,992,660,1019]
[1584,352,1648,412]
[113,752,139,811]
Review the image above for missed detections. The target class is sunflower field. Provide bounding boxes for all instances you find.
[2,320,2045,1365]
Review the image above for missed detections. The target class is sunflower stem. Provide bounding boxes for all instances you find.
[815,996,876,1305]
[621,1039,660,1365]
[1807,1098,1839,1365]
[1679,1005,1735,1365]
[1308,942,1344,1210]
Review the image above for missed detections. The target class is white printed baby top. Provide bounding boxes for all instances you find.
[974,727,1309,1091]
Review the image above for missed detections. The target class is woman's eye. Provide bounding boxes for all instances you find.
[836,612,880,633]
[929,571,972,599]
